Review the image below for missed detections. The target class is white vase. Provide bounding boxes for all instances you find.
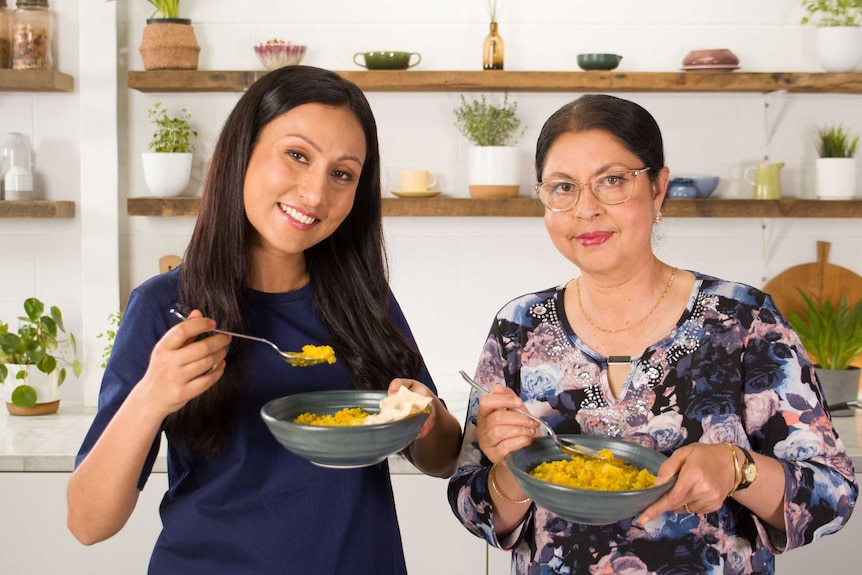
[816,157,857,199]
[467,146,521,199]
[3,364,60,416]
[142,152,193,197]
[816,27,862,72]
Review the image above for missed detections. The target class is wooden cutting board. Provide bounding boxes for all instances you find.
[764,240,862,369]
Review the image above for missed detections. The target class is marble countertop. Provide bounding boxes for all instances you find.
[2,404,861,474]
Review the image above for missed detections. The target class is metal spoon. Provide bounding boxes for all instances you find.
[459,370,603,459]
[169,308,335,367]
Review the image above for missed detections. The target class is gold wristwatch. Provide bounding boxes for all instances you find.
[735,447,758,491]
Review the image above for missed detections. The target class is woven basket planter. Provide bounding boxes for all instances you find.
[139,18,200,71]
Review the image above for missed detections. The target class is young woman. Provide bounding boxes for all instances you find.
[448,94,857,574]
[68,66,461,574]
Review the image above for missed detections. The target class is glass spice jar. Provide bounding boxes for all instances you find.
[11,0,53,71]
[0,0,11,69]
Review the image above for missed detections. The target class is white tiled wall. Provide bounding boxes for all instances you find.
[2,1,861,411]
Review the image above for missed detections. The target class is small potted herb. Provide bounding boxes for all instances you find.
[801,1,862,71]
[453,93,524,199]
[0,298,81,415]
[814,124,858,199]
[142,102,197,197]
[787,290,862,415]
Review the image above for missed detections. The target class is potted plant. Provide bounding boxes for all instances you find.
[142,102,197,197]
[0,298,81,416]
[453,93,524,199]
[787,290,862,416]
[814,124,858,199]
[96,311,123,369]
[138,0,200,70]
[801,0,862,71]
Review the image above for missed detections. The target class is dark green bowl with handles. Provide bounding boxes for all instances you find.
[506,435,675,524]
[577,53,623,71]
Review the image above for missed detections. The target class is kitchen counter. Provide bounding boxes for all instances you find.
[2,404,861,474]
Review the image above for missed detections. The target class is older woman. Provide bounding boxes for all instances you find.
[448,94,857,574]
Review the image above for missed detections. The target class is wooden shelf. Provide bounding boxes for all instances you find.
[0,70,74,92]
[127,197,862,218]
[127,70,862,94]
[0,201,75,218]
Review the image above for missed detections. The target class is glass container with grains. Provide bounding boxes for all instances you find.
[11,0,53,71]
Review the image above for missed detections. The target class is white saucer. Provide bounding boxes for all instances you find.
[391,190,442,198]
[680,65,740,72]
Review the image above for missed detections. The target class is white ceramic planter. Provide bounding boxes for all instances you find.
[816,27,862,72]
[3,365,60,416]
[816,157,857,199]
[142,152,193,197]
[467,146,521,199]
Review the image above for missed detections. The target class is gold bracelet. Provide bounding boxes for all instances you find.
[489,463,531,505]
[725,442,741,498]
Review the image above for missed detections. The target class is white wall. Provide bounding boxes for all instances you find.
[2,0,861,416]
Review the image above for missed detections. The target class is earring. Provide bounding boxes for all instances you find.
[653,211,663,224]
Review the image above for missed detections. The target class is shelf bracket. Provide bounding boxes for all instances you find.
[761,90,788,161]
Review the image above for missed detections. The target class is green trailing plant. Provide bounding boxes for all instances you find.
[148,102,197,153]
[453,93,523,146]
[0,298,82,407]
[816,124,859,158]
[801,0,862,26]
[787,290,862,370]
[96,311,123,369]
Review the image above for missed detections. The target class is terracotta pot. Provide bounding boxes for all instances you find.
[139,18,200,71]
[467,146,521,199]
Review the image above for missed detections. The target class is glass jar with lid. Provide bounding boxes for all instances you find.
[11,0,53,70]
[0,0,11,69]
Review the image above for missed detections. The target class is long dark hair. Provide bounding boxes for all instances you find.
[168,66,421,455]
[535,94,665,184]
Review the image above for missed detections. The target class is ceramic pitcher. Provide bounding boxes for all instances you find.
[744,162,784,200]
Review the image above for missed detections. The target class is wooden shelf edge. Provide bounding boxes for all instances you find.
[0,200,75,218]
[126,197,862,218]
[0,70,74,92]
[127,70,862,93]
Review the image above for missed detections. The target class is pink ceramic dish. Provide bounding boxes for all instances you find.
[682,49,739,68]
[254,40,307,71]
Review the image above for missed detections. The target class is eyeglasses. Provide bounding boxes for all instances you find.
[534,167,651,212]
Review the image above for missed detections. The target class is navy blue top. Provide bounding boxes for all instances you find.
[76,268,437,574]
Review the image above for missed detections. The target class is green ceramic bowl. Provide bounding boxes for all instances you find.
[507,435,675,525]
[577,53,623,71]
[353,51,422,70]
[261,390,430,468]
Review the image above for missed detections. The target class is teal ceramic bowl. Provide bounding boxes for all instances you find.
[261,390,430,468]
[506,435,675,525]
[577,53,623,71]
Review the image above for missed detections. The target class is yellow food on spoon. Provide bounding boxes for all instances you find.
[289,345,336,367]
[529,448,656,491]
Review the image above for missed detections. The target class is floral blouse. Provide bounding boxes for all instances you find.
[447,272,857,575]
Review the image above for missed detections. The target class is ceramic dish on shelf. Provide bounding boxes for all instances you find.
[680,65,739,72]
[391,190,442,198]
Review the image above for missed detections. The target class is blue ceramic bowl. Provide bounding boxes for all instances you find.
[667,178,698,198]
[577,53,623,71]
[507,435,675,525]
[686,175,720,198]
[261,390,430,468]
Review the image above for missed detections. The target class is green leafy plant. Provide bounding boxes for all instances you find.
[816,124,859,158]
[787,290,862,370]
[148,102,197,153]
[147,0,182,19]
[96,311,123,369]
[453,94,523,146]
[801,0,862,26]
[0,298,82,407]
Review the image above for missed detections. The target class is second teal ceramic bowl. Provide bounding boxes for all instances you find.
[577,53,623,71]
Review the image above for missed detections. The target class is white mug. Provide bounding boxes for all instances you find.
[400,169,437,192]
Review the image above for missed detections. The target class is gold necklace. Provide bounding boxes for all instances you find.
[576,267,677,334]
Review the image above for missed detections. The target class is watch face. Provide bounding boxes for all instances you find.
[743,463,757,483]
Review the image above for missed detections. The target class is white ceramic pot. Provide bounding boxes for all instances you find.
[816,157,857,199]
[3,364,60,415]
[142,152,193,197]
[816,27,862,72]
[467,146,521,199]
